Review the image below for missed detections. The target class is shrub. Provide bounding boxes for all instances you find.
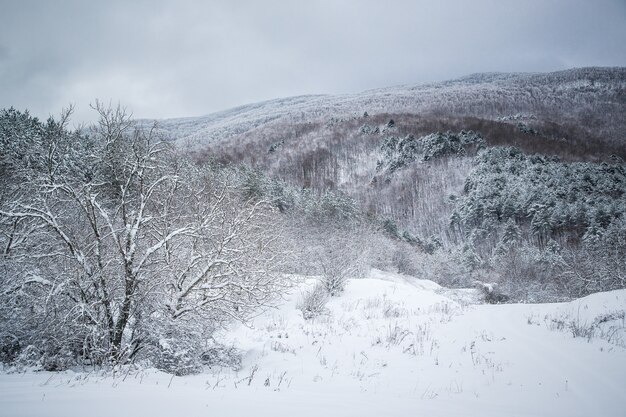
[473,281,510,304]
[392,245,420,276]
[0,336,20,363]
[200,344,242,370]
[297,283,329,320]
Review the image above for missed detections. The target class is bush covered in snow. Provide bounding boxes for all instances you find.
[297,283,329,320]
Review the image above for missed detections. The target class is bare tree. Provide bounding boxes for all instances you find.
[0,104,290,367]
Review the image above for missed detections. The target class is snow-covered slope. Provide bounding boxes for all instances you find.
[143,67,626,148]
[2,270,625,417]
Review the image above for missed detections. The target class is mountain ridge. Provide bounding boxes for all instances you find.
[141,67,626,147]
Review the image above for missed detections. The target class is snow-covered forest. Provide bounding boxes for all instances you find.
[1,68,626,416]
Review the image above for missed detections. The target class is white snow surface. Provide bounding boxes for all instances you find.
[1,269,625,417]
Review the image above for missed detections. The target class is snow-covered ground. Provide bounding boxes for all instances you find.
[1,270,625,417]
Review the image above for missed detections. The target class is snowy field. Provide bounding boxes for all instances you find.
[1,270,625,417]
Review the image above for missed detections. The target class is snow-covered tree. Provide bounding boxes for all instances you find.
[0,104,291,368]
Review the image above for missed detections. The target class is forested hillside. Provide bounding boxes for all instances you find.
[153,67,626,149]
[188,67,626,302]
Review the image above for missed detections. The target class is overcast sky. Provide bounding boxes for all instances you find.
[1,0,625,124]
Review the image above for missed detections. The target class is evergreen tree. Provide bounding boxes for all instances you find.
[501,218,521,246]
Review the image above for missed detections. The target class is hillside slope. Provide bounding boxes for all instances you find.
[150,67,625,148]
[143,67,626,303]
[172,69,625,249]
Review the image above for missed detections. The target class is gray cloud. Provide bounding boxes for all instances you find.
[1,0,625,124]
